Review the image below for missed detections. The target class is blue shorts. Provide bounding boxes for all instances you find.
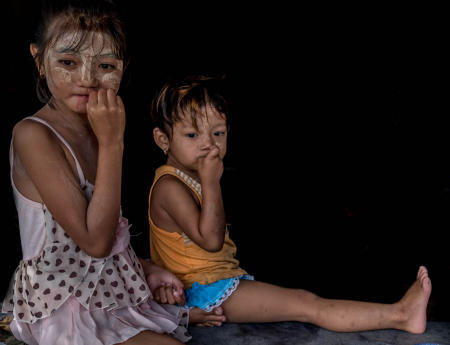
[185,275,254,312]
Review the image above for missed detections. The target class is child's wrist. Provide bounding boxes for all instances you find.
[201,179,221,192]
[139,257,156,275]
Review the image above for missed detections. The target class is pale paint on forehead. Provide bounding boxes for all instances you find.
[53,31,115,56]
[45,31,123,87]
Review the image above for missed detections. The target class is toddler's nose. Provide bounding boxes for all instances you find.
[200,133,215,150]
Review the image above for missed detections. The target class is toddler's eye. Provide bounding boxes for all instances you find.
[214,131,226,136]
[187,133,197,138]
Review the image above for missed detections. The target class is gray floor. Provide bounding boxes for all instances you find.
[187,321,450,345]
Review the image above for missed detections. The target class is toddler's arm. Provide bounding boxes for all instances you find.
[151,146,226,252]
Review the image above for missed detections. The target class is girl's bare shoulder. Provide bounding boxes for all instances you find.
[13,118,64,159]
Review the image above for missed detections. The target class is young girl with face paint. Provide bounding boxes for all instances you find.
[1,2,224,345]
[148,75,432,333]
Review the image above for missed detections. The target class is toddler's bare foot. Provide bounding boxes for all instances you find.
[189,306,226,327]
[396,266,432,334]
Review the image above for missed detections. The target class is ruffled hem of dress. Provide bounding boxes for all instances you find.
[202,275,254,312]
[2,217,153,325]
[10,296,191,345]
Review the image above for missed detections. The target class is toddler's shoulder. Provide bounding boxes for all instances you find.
[154,173,188,194]
[152,173,198,202]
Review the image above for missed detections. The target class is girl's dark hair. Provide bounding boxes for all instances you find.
[150,74,230,137]
[32,0,128,103]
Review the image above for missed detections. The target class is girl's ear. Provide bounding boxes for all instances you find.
[30,44,44,76]
[153,127,170,154]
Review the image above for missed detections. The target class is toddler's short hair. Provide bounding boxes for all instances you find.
[150,75,229,137]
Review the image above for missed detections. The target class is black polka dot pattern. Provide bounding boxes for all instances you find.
[2,202,150,324]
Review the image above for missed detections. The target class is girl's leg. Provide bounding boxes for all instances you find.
[221,266,431,333]
[118,330,183,345]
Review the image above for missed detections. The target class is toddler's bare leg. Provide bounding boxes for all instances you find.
[221,266,431,333]
[118,330,183,345]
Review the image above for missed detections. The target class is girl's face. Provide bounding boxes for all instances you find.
[167,105,228,178]
[42,31,123,114]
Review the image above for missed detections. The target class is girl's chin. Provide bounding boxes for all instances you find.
[72,100,89,114]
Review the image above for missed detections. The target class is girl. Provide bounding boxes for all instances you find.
[1,2,222,344]
[148,75,432,333]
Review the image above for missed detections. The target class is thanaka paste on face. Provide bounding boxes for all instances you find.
[45,31,123,90]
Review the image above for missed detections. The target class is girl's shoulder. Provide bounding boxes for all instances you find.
[13,117,65,159]
[14,117,55,140]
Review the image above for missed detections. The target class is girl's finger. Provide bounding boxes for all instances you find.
[88,90,98,108]
[106,88,117,107]
[97,88,107,107]
[116,94,124,111]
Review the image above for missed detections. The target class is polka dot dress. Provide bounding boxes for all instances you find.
[2,117,190,344]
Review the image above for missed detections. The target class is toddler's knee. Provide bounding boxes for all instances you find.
[293,289,320,323]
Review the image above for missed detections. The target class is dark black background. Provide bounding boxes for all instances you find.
[3,2,449,321]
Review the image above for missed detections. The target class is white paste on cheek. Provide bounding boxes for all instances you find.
[100,61,123,88]
[52,67,72,83]
[45,51,73,86]
[101,72,121,87]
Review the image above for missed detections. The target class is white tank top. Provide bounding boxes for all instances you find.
[10,116,89,260]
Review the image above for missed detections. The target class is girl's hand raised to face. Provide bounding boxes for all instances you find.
[87,88,125,147]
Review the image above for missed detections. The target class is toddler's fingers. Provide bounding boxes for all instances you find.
[165,286,176,305]
[173,290,185,305]
[158,286,168,304]
[153,288,161,302]
[171,278,184,295]
[206,145,220,159]
[172,284,185,303]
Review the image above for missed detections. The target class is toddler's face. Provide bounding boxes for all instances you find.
[168,105,227,177]
[43,31,123,113]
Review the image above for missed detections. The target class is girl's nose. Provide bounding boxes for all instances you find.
[78,61,98,87]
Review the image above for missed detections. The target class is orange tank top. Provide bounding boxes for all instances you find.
[148,165,247,288]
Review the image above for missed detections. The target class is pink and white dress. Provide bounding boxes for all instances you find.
[2,116,190,345]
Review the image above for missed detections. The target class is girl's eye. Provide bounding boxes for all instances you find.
[214,131,226,136]
[59,59,75,66]
[187,133,197,138]
[99,63,115,70]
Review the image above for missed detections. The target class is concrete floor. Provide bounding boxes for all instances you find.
[188,321,450,345]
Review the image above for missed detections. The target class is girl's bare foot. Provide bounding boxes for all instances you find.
[189,306,226,327]
[396,266,432,334]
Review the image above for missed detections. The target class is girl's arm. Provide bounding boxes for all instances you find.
[84,89,125,256]
[151,146,226,252]
[138,257,185,305]
[13,89,124,258]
